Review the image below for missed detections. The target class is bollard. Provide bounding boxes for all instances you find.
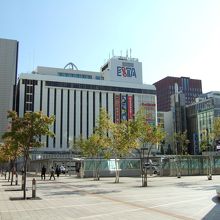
[32,178,36,198]
[21,175,24,190]
[15,173,18,185]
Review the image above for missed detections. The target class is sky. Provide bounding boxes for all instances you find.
[1,0,220,93]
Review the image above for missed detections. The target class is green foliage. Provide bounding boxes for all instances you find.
[133,108,166,151]
[174,131,190,155]
[200,129,213,152]
[2,110,55,199]
[213,117,220,140]
[3,111,55,155]
[109,120,139,158]
[0,136,22,162]
[73,108,111,159]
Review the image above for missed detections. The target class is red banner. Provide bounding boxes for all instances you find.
[127,96,133,120]
[114,95,121,123]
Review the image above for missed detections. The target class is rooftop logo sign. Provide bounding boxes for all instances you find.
[117,66,136,78]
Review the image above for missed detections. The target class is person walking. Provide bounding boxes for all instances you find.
[41,165,46,180]
[49,166,55,180]
[55,165,61,177]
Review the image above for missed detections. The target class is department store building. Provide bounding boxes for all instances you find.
[17,56,157,157]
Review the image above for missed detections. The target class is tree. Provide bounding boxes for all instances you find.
[73,108,111,180]
[1,136,22,185]
[109,120,139,183]
[200,128,215,180]
[3,111,55,199]
[132,109,165,186]
[173,131,190,178]
[174,131,190,155]
[213,117,220,145]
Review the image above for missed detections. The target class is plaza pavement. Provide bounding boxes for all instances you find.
[0,173,220,220]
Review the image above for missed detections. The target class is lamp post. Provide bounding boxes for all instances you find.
[141,147,148,187]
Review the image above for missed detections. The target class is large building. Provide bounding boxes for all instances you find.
[0,38,19,141]
[153,76,202,111]
[17,56,157,158]
[186,91,220,154]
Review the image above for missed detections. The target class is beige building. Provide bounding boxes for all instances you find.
[0,38,19,141]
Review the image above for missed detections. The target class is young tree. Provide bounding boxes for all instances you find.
[1,136,22,185]
[132,109,166,186]
[73,108,111,180]
[174,131,190,155]
[213,117,220,144]
[3,111,55,199]
[109,120,139,183]
[173,131,190,178]
[200,128,215,180]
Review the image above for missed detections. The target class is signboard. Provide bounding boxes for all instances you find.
[127,96,133,120]
[121,95,127,120]
[108,159,121,171]
[114,95,121,123]
[117,66,136,78]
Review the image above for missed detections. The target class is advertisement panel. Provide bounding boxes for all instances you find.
[127,96,133,120]
[141,102,156,126]
[121,95,127,121]
[114,94,121,123]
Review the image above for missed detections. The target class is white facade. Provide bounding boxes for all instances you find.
[101,56,142,84]
[18,56,156,154]
[0,38,18,141]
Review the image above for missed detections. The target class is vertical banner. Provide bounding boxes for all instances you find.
[114,94,121,123]
[127,96,133,120]
[121,95,127,121]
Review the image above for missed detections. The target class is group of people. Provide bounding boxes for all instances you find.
[41,165,62,180]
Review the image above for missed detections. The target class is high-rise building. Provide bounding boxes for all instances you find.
[153,76,202,111]
[186,91,220,154]
[0,38,19,141]
[17,56,157,158]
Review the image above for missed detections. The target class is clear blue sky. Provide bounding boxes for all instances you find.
[1,0,220,92]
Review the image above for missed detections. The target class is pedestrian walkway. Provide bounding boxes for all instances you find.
[0,173,220,219]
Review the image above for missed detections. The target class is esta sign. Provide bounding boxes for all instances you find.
[117,66,136,78]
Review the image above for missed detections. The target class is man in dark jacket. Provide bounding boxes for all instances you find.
[41,165,46,180]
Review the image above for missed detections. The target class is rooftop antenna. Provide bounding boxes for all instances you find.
[112,49,114,57]
[32,49,35,70]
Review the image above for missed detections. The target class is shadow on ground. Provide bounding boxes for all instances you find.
[44,188,120,197]
[202,196,220,220]
[10,197,42,201]
[176,182,220,191]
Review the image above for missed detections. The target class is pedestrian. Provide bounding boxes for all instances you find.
[41,165,46,180]
[49,166,55,180]
[21,167,24,175]
[55,165,60,177]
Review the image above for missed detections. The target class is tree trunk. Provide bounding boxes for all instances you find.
[207,156,212,180]
[10,161,15,186]
[23,155,28,199]
[176,156,181,178]
[93,159,99,181]
[96,159,101,181]
[114,158,120,183]
[143,167,147,187]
